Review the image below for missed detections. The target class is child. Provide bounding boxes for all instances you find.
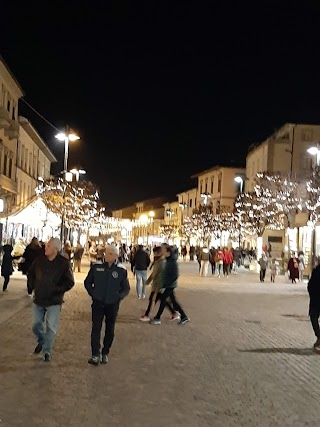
[1,244,20,293]
[270,257,279,283]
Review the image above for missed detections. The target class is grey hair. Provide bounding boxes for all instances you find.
[49,237,62,252]
[105,244,119,256]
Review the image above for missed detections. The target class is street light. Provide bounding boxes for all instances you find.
[307,145,320,166]
[234,176,244,193]
[70,168,86,181]
[55,130,80,175]
[200,193,212,205]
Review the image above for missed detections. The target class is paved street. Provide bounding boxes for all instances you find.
[0,260,319,426]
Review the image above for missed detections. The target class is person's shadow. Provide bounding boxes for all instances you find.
[238,347,316,356]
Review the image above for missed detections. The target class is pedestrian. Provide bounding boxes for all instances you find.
[270,257,279,282]
[298,251,305,281]
[84,245,130,365]
[307,263,320,352]
[73,242,84,272]
[215,248,224,277]
[199,246,210,277]
[20,237,43,296]
[1,244,20,293]
[28,237,75,362]
[258,253,267,282]
[150,244,189,325]
[209,247,216,275]
[140,246,178,322]
[132,244,150,299]
[288,252,299,283]
[89,242,97,267]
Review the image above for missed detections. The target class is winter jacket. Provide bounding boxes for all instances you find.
[84,262,130,305]
[200,248,210,262]
[20,243,43,275]
[133,247,150,271]
[162,253,179,289]
[28,253,75,306]
[308,264,320,305]
[1,244,19,277]
[147,256,164,293]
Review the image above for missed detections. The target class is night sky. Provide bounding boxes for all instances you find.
[1,2,320,210]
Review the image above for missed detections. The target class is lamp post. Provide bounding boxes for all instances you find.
[234,176,244,193]
[55,129,80,178]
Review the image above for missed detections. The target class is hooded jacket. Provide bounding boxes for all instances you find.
[147,255,164,293]
[162,252,179,289]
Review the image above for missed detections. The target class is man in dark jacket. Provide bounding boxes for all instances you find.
[308,264,320,352]
[28,237,75,362]
[132,244,150,299]
[84,244,130,365]
[20,237,43,296]
[150,243,189,325]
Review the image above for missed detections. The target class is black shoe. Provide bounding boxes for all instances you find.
[43,353,51,362]
[179,317,190,325]
[101,354,109,364]
[34,343,43,354]
[88,355,100,365]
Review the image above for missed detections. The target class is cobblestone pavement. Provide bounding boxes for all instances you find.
[0,260,319,426]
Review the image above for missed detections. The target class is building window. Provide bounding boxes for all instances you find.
[7,98,11,113]
[211,178,214,194]
[301,128,313,142]
[216,201,220,214]
[218,177,221,193]
[3,153,7,176]
[189,198,192,208]
[8,157,12,178]
[12,105,15,120]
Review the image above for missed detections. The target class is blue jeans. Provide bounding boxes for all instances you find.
[135,270,147,298]
[32,304,61,356]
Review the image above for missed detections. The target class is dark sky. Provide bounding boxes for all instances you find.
[1,2,320,210]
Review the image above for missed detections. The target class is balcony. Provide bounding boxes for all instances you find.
[4,120,19,140]
[0,174,17,194]
[0,107,11,130]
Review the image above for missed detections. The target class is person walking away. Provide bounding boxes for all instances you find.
[298,251,305,281]
[84,245,130,365]
[288,252,299,283]
[209,247,216,275]
[28,238,75,362]
[150,244,189,325]
[1,244,21,293]
[215,248,224,277]
[73,242,84,272]
[140,246,177,322]
[307,263,320,352]
[132,244,150,299]
[222,247,233,278]
[20,237,43,297]
[189,245,195,261]
[199,246,210,277]
[129,245,137,276]
[258,253,268,282]
[195,246,201,272]
[181,245,187,261]
[270,258,279,282]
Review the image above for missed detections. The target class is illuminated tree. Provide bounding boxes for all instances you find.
[159,224,180,242]
[36,177,103,231]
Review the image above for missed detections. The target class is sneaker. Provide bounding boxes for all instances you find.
[34,343,43,354]
[142,294,146,299]
[3,289,8,294]
[27,294,33,298]
[88,355,100,365]
[149,318,161,325]
[43,353,51,362]
[170,311,181,321]
[101,354,109,364]
[140,315,150,322]
[179,317,190,325]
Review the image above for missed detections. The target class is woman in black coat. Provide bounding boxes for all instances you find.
[1,244,20,292]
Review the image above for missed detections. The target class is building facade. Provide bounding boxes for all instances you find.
[0,57,23,222]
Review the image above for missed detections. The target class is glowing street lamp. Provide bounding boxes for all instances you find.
[234,176,244,193]
[200,193,211,205]
[70,168,86,181]
[55,130,80,175]
[307,145,320,166]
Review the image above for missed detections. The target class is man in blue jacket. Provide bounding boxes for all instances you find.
[84,245,130,365]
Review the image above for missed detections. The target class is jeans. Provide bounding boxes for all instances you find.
[200,260,209,276]
[135,270,147,298]
[91,300,119,356]
[32,304,61,356]
[154,288,187,320]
